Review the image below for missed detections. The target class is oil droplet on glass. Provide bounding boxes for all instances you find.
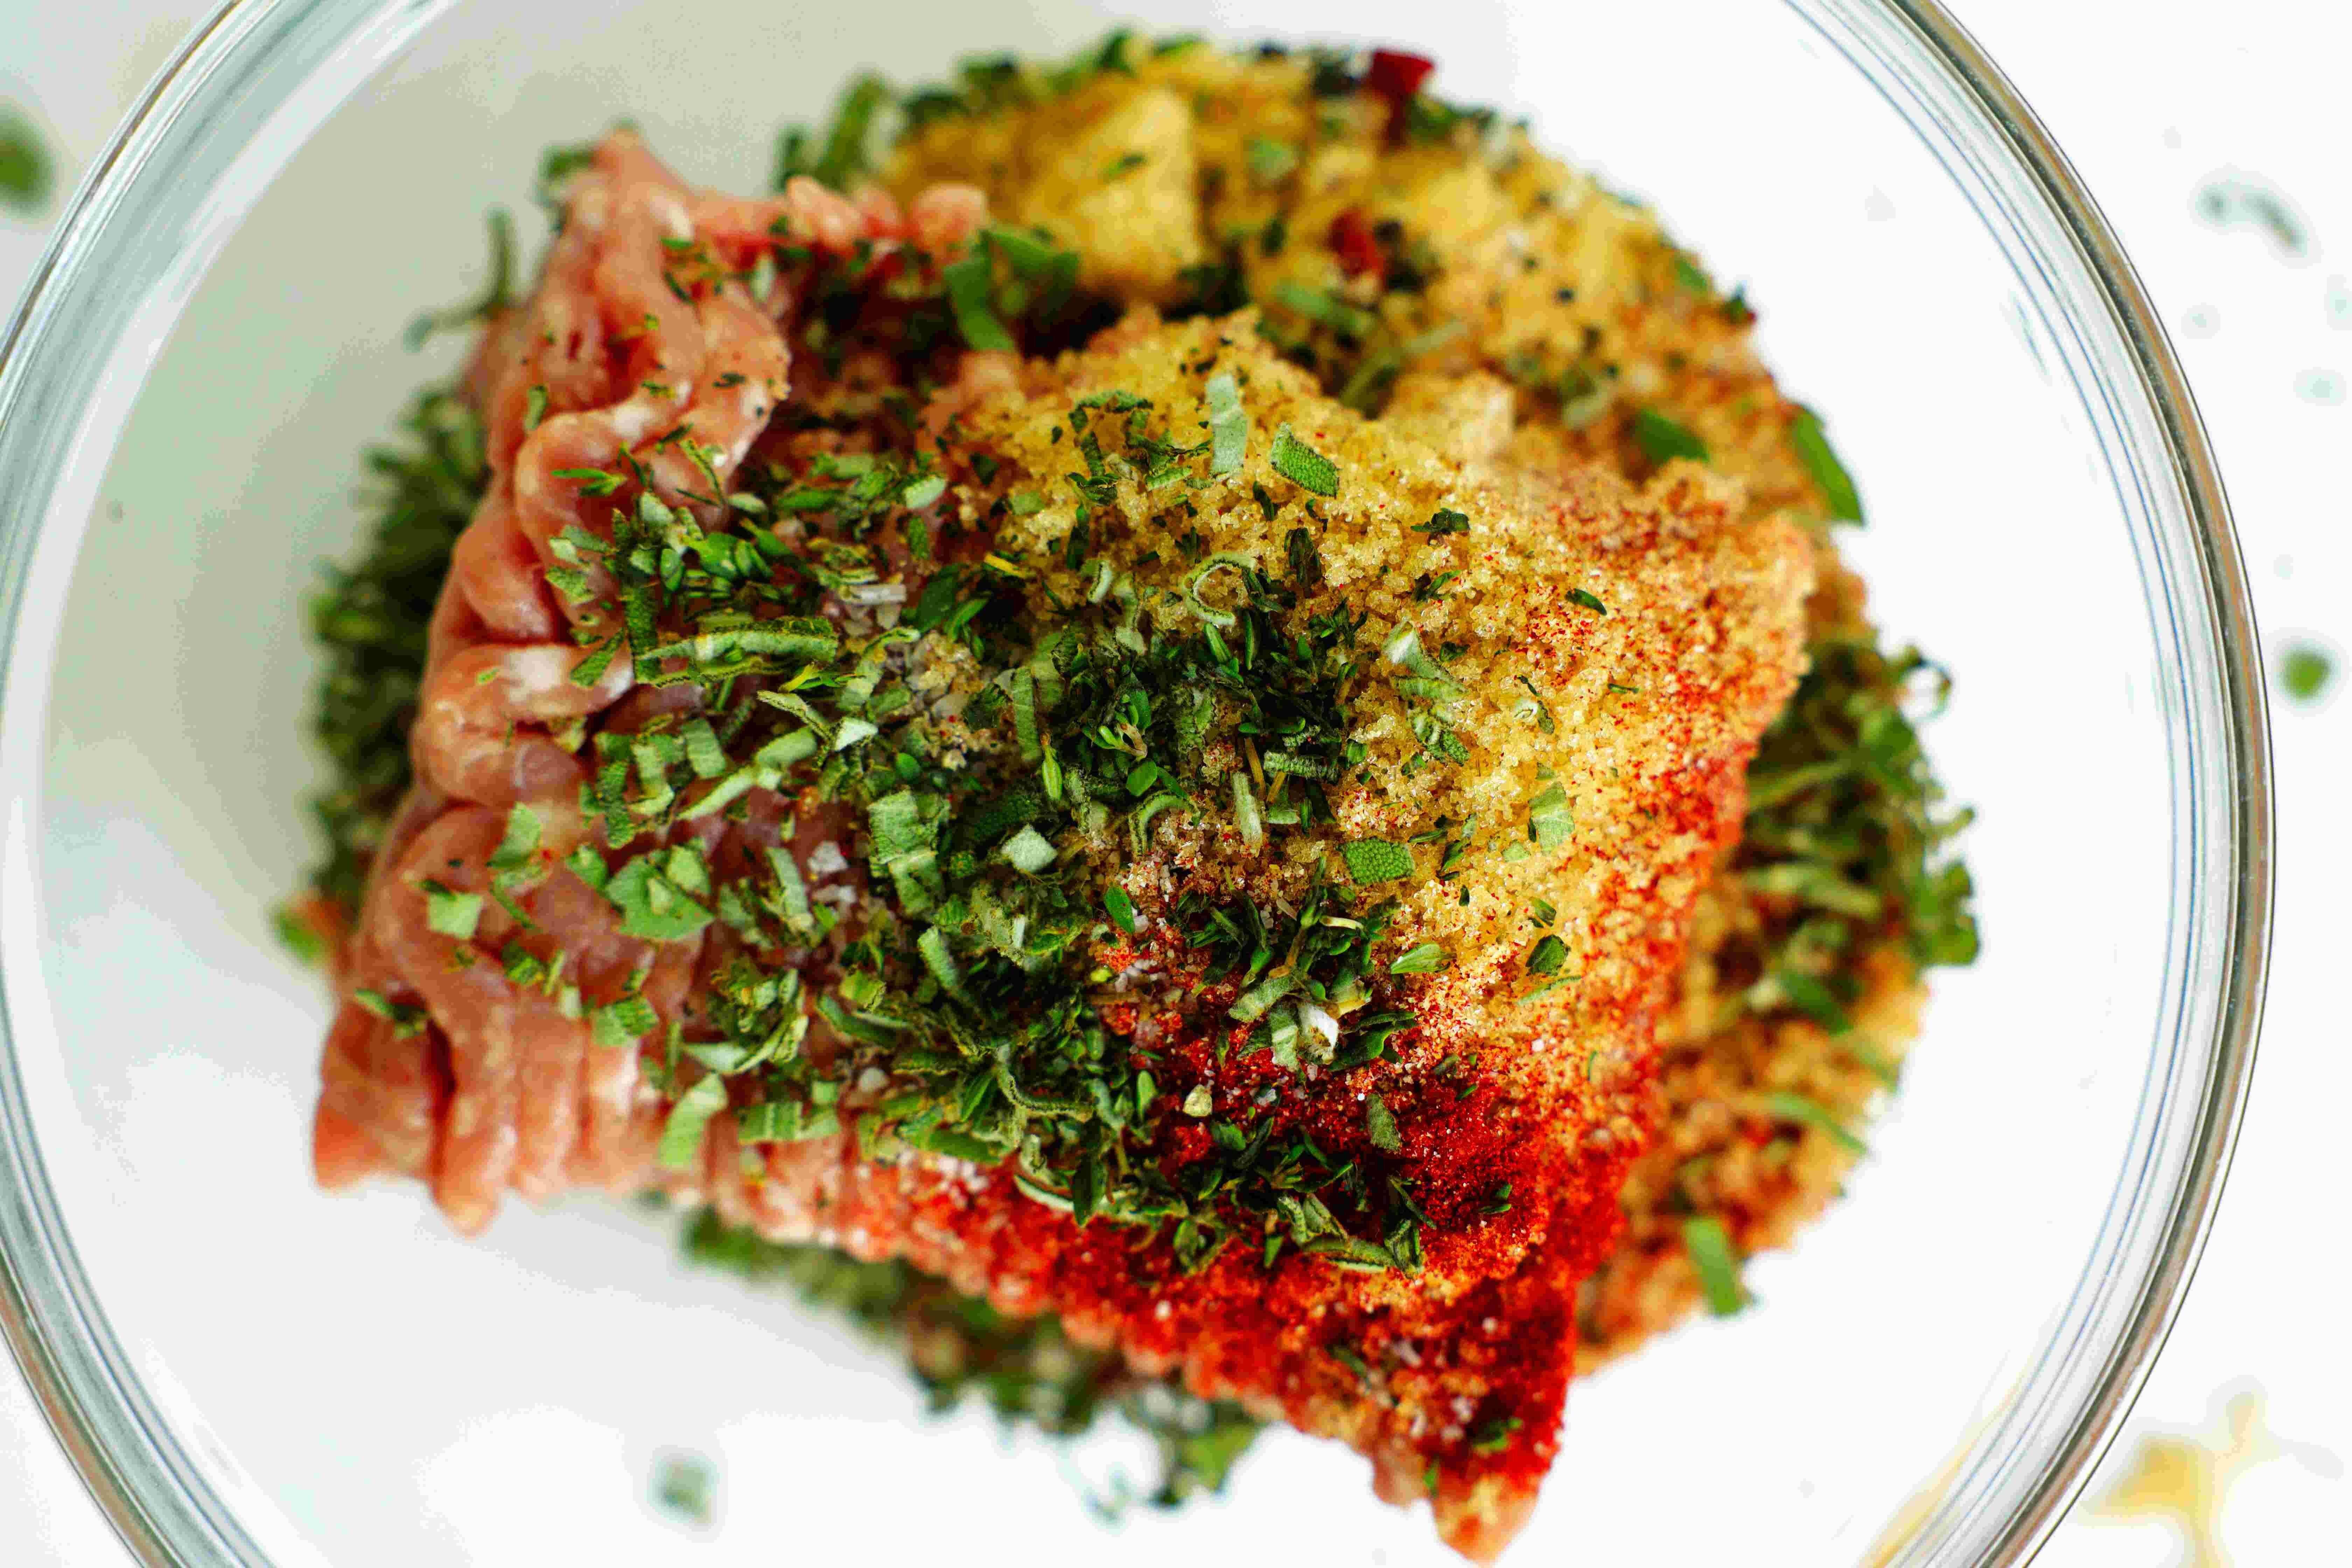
[2292,368,2344,405]
[2182,304,2221,339]
[1862,188,1896,223]
[2088,1384,2340,1567]
[0,101,56,216]
[2278,638,2338,708]
[2326,274,2352,329]
[650,1449,719,1531]
[2191,167,2317,265]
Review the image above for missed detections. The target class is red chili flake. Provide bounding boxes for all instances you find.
[1366,49,1436,107]
[1330,208,1384,279]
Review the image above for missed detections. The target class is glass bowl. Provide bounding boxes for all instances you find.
[0,1,2269,1563]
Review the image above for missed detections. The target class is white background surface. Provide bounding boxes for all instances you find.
[3,2,2347,1563]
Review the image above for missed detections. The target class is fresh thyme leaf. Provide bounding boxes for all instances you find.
[1566,587,1608,615]
[1269,425,1340,497]
[1787,405,1863,524]
[1365,1094,1402,1154]
[1412,509,1470,537]
[1103,886,1139,934]
[1525,935,1569,975]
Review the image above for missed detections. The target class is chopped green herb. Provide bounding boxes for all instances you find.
[1388,943,1448,976]
[1001,824,1059,873]
[659,1075,730,1170]
[1244,136,1299,183]
[1762,1090,1867,1155]
[1682,1215,1750,1316]
[1268,424,1340,497]
[1525,935,1569,976]
[1412,509,1470,537]
[1787,405,1863,524]
[774,72,891,190]
[1527,785,1573,849]
[1631,408,1708,465]
[1468,1415,1523,1455]
[942,250,1016,351]
[1365,1094,1402,1154]
[402,209,516,352]
[419,879,485,940]
[1204,371,1248,477]
[1340,838,1412,885]
[677,1211,1265,1507]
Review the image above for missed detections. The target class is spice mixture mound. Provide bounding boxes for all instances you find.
[287,34,1974,1562]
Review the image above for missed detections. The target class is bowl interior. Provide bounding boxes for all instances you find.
[13,1,2210,1563]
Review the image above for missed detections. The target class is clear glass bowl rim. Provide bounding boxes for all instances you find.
[0,1,2272,1563]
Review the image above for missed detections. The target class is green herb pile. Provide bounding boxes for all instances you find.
[680,1209,1263,1508]
[524,359,1439,1274]
[1732,633,1978,1042]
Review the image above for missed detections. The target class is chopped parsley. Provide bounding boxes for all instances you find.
[1761,1090,1867,1155]
[1340,839,1412,884]
[1268,424,1340,496]
[1681,1215,1750,1317]
[1631,408,1708,465]
[1787,405,1863,524]
[1203,371,1249,476]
